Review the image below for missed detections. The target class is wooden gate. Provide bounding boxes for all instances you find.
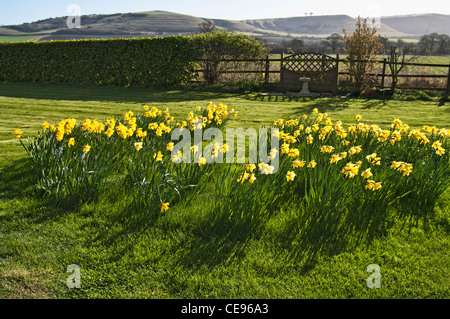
[280,53,339,93]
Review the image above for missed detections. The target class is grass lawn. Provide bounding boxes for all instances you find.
[0,82,449,299]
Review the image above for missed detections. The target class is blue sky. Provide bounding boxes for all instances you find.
[1,0,450,26]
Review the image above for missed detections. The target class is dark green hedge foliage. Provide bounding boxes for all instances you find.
[0,36,204,87]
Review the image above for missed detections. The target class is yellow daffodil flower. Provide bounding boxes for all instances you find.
[292,159,306,168]
[330,154,341,164]
[289,148,300,158]
[198,156,207,167]
[191,145,199,153]
[281,143,290,154]
[366,180,382,191]
[361,168,373,179]
[269,148,278,160]
[56,130,64,142]
[366,153,381,165]
[432,141,442,149]
[134,142,143,151]
[321,145,335,154]
[436,147,445,156]
[136,128,147,139]
[161,202,170,213]
[237,171,249,185]
[12,129,23,139]
[307,160,317,168]
[342,162,359,178]
[155,151,163,162]
[391,161,413,176]
[286,171,296,182]
[259,163,275,175]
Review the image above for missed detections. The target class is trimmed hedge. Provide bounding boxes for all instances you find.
[0,36,203,87]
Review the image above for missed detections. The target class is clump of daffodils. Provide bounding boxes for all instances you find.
[391,161,413,176]
[12,105,449,217]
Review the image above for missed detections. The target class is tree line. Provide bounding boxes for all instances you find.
[265,32,450,56]
[198,21,450,56]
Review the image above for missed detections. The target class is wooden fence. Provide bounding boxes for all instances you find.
[193,56,450,93]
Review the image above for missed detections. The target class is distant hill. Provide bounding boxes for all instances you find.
[0,10,449,42]
[380,14,450,36]
[240,14,409,38]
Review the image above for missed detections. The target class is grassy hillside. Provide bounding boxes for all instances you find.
[243,15,408,38]
[1,11,210,40]
[0,11,448,43]
[381,14,450,36]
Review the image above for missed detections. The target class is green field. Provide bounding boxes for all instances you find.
[0,82,449,299]
[0,36,38,43]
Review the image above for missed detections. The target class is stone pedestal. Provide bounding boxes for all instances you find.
[299,77,311,94]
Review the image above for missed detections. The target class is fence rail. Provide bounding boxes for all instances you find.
[193,56,450,93]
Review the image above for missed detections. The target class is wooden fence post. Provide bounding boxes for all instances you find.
[336,54,340,88]
[265,55,270,84]
[381,58,387,89]
[280,52,285,88]
[446,64,450,95]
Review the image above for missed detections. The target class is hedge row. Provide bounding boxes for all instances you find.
[0,36,204,87]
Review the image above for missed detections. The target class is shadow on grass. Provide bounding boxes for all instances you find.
[89,190,259,271]
[361,99,388,109]
[303,97,351,112]
[246,94,353,111]
[246,93,398,114]
[3,155,445,278]
[0,157,35,201]
[272,205,395,273]
[243,95,353,117]
[0,157,249,271]
[169,214,259,269]
[285,97,352,119]
[438,95,448,107]
[0,82,233,104]
[0,157,98,225]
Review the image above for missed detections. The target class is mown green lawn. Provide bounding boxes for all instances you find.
[0,82,449,299]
